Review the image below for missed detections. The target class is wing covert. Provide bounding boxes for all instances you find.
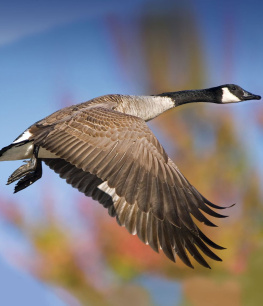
[32,106,227,267]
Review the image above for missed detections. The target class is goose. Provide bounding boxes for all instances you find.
[0,84,260,268]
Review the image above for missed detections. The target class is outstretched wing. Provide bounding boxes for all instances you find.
[31,106,226,268]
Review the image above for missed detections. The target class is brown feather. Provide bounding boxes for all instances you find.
[34,101,226,268]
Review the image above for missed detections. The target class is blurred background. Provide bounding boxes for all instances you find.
[0,0,263,305]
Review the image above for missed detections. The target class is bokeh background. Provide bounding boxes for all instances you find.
[0,0,263,305]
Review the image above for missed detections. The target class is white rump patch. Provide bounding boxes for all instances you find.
[13,130,33,144]
[98,181,120,202]
[222,88,240,103]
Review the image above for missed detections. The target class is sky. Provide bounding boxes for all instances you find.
[0,256,67,306]
[0,0,263,305]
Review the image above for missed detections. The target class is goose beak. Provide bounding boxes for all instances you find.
[243,91,261,101]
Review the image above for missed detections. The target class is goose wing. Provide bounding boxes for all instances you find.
[31,106,226,268]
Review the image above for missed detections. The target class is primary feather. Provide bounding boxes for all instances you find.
[0,85,260,268]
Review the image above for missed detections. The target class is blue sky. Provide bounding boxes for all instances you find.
[0,0,263,305]
[0,256,67,306]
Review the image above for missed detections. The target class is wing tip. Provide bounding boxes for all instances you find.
[203,197,236,210]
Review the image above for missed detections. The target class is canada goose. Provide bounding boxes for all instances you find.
[0,84,261,268]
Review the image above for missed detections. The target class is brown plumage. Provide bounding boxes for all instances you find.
[1,85,261,268]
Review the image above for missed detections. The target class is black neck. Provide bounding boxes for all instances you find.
[157,88,220,106]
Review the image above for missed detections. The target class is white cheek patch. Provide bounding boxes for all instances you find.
[13,130,33,144]
[222,88,241,103]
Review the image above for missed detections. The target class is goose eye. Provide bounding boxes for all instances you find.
[232,86,237,91]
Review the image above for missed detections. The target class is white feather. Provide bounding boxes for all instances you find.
[116,95,174,121]
[98,181,120,202]
[12,130,32,144]
[222,88,240,103]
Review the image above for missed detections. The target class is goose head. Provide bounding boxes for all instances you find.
[158,84,261,106]
[218,84,261,104]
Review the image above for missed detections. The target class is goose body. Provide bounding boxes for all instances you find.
[0,84,260,268]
